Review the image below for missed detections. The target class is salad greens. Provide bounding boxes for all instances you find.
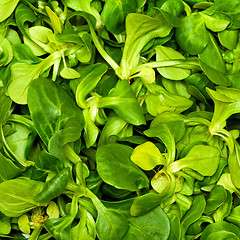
[1,0,240,239]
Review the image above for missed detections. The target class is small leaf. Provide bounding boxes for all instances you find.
[18,214,30,234]
[60,67,81,79]
[131,141,165,170]
[136,66,155,84]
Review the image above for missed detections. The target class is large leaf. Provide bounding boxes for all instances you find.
[0,178,46,217]
[15,3,36,39]
[123,207,170,240]
[8,52,61,104]
[199,33,226,74]
[200,221,240,240]
[120,11,173,78]
[168,145,220,176]
[28,77,84,146]
[176,14,208,55]
[96,208,128,240]
[96,143,149,191]
[0,0,20,22]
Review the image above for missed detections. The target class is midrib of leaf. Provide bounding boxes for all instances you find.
[185,16,205,45]
[128,221,161,239]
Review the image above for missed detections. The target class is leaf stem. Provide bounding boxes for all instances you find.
[29,227,42,240]
[130,59,200,76]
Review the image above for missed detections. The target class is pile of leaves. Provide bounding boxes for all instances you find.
[1,0,240,239]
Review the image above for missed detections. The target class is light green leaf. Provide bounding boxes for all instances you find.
[98,80,146,126]
[45,6,62,34]
[0,178,46,217]
[168,145,220,176]
[201,13,230,32]
[60,67,80,79]
[156,46,190,80]
[120,12,173,78]
[0,0,20,22]
[8,51,61,104]
[131,141,166,170]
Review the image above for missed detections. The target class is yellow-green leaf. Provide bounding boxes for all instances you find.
[60,67,81,79]
[18,214,30,234]
[0,0,20,22]
[45,6,62,34]
[130,141,166,170]
[136,66,155,84]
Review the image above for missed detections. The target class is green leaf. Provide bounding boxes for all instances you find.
[176,14,209,55]
[201,13,230,32]
[204,185,227,214]
[207,87,240,134]
[130,141,166,170]
[145,84,193,116]
[130,193,166,216]
[45,6,62,34]
[96,208,128,240]
[36,150,64,173]
[168,145,220,176]
[62,0,102,27]
[156,46,191,80]
[98,80,146,126]
[0,152,23,183]
[102,0,138,34]
[98,112,128,146]
[60,67,81,79]
[120,11,173,78]
[199,33,227,74]
[12,44,41,64]
[28,77,84,146]
[181,194,206,237]
[0,0,20,22]
[96,143,149,191]
[123,207,170,240]
[73,63,108,108]
[0,178,46,217]
[218,30,239,50]
[144,120,185,164]
[0,38,13,67]
[44,216,73,240]
[200,221,240,240]
[36,168,69,203]
[0,87,12,123]
[8,52,61,104]
[228,139,240,189]
[15,3,36,39]
[227,205,240,228]
[0,212,11,234]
